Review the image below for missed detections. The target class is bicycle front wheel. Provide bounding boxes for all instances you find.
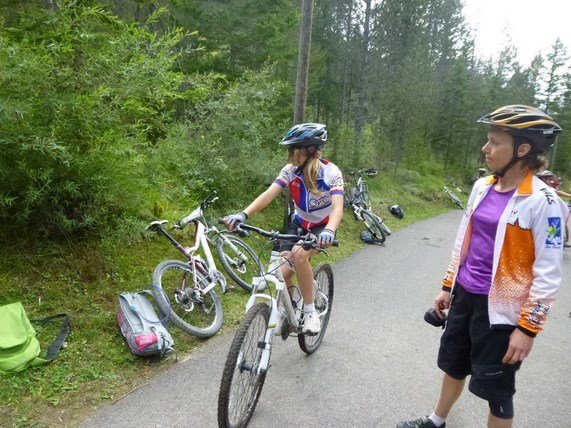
[299,263,334,354]
[151,260,223,338]
[378,215,392,236]
[361,210,386,243]
[218,303,270,428]
[216,234,264,292]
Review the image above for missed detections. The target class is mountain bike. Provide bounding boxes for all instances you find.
[217,223,336,427]
[147,192,264,338]
[347,197,391,243]
[345,168,391,243]
[346,168,378,211]
[443,186,464,210]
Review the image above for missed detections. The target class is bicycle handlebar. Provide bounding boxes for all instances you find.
[349,168,378,177]
[176,191,219,228]
[201,191,219,209]
[217,219,339,250]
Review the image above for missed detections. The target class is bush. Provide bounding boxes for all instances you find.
[0,5,212,240]
[395,169,421,185]
[183,68,292,209]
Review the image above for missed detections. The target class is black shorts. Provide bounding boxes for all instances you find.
[437,284,521,401]
[280,217,327,252]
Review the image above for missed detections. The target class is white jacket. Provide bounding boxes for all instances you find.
[442,172,568,336]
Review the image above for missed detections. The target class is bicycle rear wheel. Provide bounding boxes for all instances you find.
[298,263,334,354]
[218,303,270,428]
[151,259,223,338]
[361,210,387,243]
[216,234,264,292]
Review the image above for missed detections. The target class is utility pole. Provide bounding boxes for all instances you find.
[285,0,314,232]
[293,0,314,124]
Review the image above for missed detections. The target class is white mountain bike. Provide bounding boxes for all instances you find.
[443,186,464,210]
[217,223,336,427]
[147,192,264,338]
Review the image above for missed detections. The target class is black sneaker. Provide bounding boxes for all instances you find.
[396,416,445,428]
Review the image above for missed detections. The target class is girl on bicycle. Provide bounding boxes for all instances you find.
[223,123,344,334]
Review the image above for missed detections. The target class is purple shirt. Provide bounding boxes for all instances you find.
[457,186,515,295]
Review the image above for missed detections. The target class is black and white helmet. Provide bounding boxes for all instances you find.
[389,205,404,219]
[279,123,327,149]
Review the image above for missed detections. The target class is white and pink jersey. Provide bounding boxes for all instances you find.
[274,159,344,230]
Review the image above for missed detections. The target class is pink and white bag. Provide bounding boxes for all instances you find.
[117,292,174,357]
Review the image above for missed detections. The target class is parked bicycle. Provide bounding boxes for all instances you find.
[347,194,391,243]
[443,186,464,210]
[217,223,336,427]
[345,168,391,243]
[346,168,377,210]
[147,192,264,338]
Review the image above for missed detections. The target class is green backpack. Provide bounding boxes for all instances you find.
[0,302,70,374]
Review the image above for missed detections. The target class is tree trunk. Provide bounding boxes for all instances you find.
[354,0,372,153]
[294,0,314,124]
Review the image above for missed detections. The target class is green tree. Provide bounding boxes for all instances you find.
[0,4,211,240]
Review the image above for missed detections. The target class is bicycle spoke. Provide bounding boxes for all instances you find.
[152,260,223,338]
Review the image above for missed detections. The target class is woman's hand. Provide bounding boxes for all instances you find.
[434,290,451,318]
[502,329,534,364]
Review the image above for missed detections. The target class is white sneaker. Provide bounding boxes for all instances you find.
[274,312,286,336]
[302,311,321,334]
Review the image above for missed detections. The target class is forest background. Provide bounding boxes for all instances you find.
[1,1,570,426]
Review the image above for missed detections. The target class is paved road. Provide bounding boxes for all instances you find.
[83,211,571,427]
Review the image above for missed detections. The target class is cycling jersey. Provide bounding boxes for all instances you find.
[442,172,567,336]
[274,159,344,230]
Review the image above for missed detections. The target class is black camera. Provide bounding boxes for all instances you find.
[424,308,447,328]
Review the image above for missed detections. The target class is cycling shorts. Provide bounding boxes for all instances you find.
[437,283,521,401]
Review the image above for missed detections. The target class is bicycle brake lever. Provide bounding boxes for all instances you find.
[236,229,251,238]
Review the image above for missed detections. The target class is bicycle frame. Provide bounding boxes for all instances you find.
[246,259,293,374]
[234,225,333,374]
[347,168,376,211]
[148,195,252,294]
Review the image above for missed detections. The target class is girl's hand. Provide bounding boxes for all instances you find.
[316,229,336,248]
[223,212,247,230]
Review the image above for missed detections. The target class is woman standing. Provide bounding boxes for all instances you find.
[398,105,567,428]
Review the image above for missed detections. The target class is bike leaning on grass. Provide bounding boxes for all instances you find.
[350,197,391,243]
[443,185,464,210]
[346,168,377,210]
[345,169,391,243]
[217,222,336,428]
[147,192,264,338]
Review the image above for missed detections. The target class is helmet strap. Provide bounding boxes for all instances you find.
[493,137,537,178]
[294,146,319,175]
